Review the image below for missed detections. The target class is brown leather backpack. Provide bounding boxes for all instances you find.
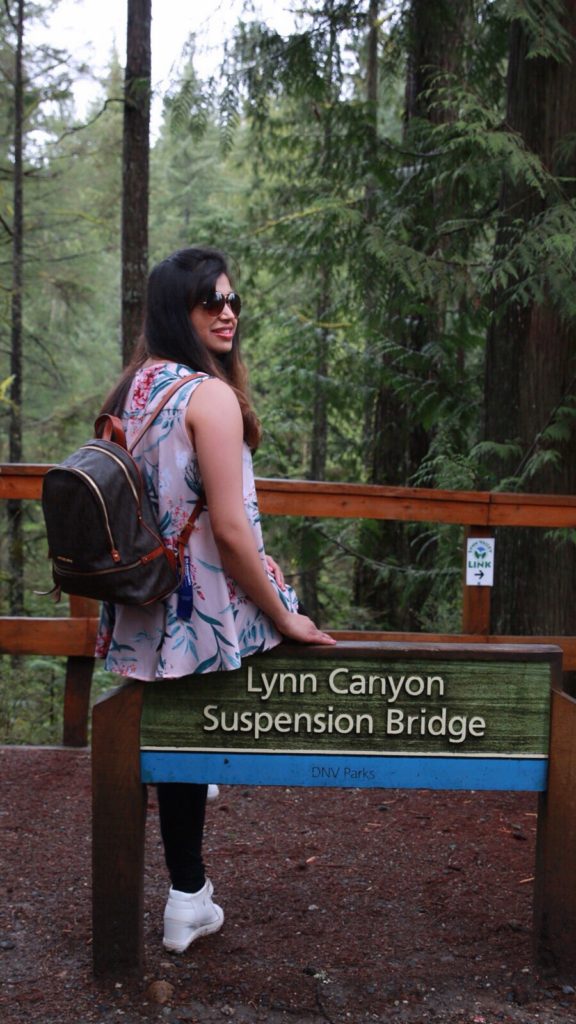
[41,375,204,605]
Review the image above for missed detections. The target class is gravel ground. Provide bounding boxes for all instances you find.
[1,746,575,1024]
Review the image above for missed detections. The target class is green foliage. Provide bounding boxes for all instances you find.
[0,653,116,745]
[0,42,125,467]
[490,203,576,316]
[164,40,211,139]
[0,656,65,745]
[149,0,576,627]
[505,0,574,61]
[3,0,576,737]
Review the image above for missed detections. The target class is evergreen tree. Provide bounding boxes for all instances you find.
[121,0,151,364]
[217,2,386,620]
[6,0,25,613]
[355,0,484,629]
[0,43,124,613]
[0,0,76,611]
[149,39,250,260]
[483,0,576,634]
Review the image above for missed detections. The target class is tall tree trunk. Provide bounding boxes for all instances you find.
[7,0,25,614]
[298,2,338,621]
[361,0,380,465]
[121,0,151,365]
[484,3,576,635]
[299,269,331,620]
[354,0,472,629]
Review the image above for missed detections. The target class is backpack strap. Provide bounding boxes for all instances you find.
[127,373,204,453]
[93,373,205,450]
[95,371,207,564]
[129,372,208,561]
[93,414,128,448]
[175,492,206,568]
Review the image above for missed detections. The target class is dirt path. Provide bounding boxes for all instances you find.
[1,746,575,1024]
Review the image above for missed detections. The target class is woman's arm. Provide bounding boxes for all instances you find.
[186,380,335,646]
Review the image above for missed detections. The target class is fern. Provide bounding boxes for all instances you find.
[505,0,574,62]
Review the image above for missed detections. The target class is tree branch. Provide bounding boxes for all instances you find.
[53,98,124,143]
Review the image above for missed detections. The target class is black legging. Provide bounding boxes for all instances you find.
[156,783,208,893]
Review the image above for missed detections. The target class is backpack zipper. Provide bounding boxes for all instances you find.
[54,554,179,604]
[68,467,121,561]
[55,559,150,576]
[82,444,140,505]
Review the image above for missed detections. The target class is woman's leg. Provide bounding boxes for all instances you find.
[157,782,224,952]
[156,782,207,893]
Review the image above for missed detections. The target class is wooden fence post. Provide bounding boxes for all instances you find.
[462,526,493,635]
[62,655,94,747]
[534,687,576,975]
[92,680,146,975]
[62,596,99,747]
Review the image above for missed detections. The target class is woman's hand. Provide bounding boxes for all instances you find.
[265,554,286,590]
[275,611,336,646]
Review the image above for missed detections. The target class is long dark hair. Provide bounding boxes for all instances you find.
[100,246,261,448]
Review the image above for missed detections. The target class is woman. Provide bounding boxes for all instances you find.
[96,246,335,954]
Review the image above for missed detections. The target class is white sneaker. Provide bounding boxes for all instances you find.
[207,784,220,802]
[163,879,224,953]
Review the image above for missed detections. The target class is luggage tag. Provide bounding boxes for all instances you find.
[176,553,194,620]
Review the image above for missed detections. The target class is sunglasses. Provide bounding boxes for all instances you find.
[201,291,242,316]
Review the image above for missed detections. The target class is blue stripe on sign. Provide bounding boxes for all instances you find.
[140,751,547,792]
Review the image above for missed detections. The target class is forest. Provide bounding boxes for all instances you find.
[1,0,576,741]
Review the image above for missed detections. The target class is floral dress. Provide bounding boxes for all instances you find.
[95,361,299,680]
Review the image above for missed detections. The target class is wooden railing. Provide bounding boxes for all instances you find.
[2,463,576,744]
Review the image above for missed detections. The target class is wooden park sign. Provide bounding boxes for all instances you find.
[140,642,555,792]
[92,640,576,977]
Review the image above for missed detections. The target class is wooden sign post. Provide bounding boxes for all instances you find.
[92,641,576,977]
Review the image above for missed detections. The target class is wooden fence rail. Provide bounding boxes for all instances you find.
[2,464,576,744]
[4,463,576,523]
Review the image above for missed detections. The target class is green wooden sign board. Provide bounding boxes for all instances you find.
[141,644,553,760]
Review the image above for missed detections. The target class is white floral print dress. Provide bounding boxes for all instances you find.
[95,361,299,680]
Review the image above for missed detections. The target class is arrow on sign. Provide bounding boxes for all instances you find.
[475,570,485,582]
